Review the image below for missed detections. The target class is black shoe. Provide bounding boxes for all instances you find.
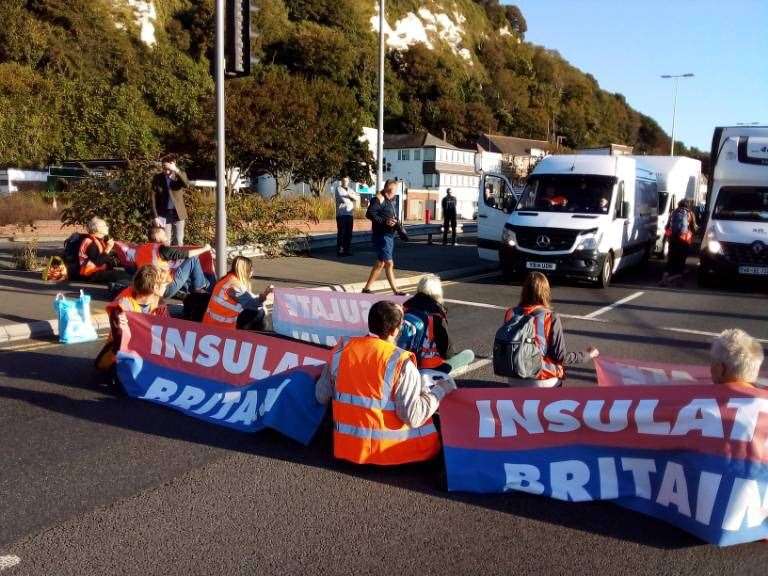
[362,288,372,294]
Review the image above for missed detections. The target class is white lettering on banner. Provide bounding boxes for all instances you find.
[611,362,696,385]
[139,376,290,427]
[500,457,736,528]
[722,478,768,531]
[475,398,768,442]
[503,464,545,495]
[291,330,338,347]
[148,326,327,379]
[279,292,374,327]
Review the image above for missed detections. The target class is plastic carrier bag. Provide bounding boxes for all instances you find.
[54,290,98,344]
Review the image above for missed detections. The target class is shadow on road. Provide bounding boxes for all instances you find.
[0,349,708,551]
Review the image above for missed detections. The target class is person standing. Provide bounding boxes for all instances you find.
[661,199,697,286]
[335,176,359,257]
[315,300,456,466]
[151,155,189,246]
[441,188,458,245]
[362,180,408,295]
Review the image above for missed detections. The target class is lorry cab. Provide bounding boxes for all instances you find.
[478,155,658,287]
[699,135,768,284]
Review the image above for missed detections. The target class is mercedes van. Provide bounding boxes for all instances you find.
[480,155,658,287]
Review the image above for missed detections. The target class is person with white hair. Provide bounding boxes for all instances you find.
[710,328,764,387]
[402,274,475,374]
[77,216,122,283]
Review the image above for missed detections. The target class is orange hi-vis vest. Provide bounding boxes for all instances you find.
[134,242,172,280]
[418,314,445,369]
[504,305,564,380]
[331,335,441,465]
[202,273,244,329]
[78,235,107,277]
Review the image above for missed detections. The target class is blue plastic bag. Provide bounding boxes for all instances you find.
[54,290,98,344]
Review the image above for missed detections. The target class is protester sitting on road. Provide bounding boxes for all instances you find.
[95,264,170,381]
[402,274,475,374]
[78,217,124,284]
[661,199,697,287]
[134,225,212,299]
[203,256,273,331]
[710,328,764,388]
[315,300,456,465]
[503,272,598,387]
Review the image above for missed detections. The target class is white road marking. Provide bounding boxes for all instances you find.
[0,556,20,571]
[450,358,491,378]
[442,298,608,323]
[584,291,645,319]
[661,326,768,344]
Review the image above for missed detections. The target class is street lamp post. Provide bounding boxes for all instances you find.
[214,0,227,278]
[660,73,694,156]
[377,0,385,193]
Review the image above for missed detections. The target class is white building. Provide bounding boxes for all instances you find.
[382,131,479,220]
[0,169,49,195]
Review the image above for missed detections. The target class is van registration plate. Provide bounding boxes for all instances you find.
[738,266,768,276]
[526,261,556,271]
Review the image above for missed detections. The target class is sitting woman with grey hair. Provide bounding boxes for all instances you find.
[710,328,765,387]
[402,274,475,374]
[78,216,123,284]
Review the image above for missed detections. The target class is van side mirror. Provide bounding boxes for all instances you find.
[621,201,630,219]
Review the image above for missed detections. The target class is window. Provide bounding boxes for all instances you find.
[423,148,435,161]
[517,175,617,214]
[397,149,410,161]
[635,179,658,218]
[414,149,421,161]
[614,181,625,219]
[483,175,517,212]
[713,186,768,222]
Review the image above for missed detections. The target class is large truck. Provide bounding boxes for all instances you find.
[698,126,768,285]
[478,154,658,287]
[634,156,702,257]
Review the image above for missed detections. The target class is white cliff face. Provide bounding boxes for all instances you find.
[117,0,158,47]
[370,4,473,62]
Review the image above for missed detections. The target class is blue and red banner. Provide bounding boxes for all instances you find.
[272,287,407,347]
[440,385,768,546]
[116,313,331,444]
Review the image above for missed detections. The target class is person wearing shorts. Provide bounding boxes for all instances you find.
[362,180,407,295]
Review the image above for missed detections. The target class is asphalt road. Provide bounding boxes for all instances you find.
[1,257,767,575]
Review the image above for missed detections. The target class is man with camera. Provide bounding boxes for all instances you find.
[151,154,189,246]
[362,179,408,295]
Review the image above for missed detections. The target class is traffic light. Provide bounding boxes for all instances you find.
[225,0,251,78]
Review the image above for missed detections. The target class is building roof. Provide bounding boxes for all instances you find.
[383,131,462,151]
[477,133,552,156]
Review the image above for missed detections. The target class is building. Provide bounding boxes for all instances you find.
[476,134,552,183]
[576,144,634,156]
[0,168,50,195]
[383,131,479,220]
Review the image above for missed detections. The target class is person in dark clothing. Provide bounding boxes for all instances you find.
[362,180,408,295]
[661,199,698,286]
[151,155,189,246]
[335,176,359,257]
[403,274,475,374]
[441,188,458,245]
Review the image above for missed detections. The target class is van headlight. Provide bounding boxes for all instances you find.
[576,232,602,251]
[502,226,517,247]
[706,232,722,254]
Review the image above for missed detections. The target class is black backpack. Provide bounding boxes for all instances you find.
[63,232,88,280]
[493,309,547,378]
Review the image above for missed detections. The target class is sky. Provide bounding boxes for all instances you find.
[509,0,768,151]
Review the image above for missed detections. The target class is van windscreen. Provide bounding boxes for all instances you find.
[517,175,617,214]
[713,186,768,222]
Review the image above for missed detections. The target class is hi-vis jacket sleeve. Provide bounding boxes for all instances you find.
[393,360,444,428]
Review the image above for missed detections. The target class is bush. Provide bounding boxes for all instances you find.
[13,239,41,271]
[306,195,366,220]
[0,192,59,226]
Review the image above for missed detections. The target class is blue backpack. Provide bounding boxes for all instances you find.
[397,309,430,360]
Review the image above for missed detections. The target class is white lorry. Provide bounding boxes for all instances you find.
[699,126,768,285]
[633,156,702,258]
[477,154,658,287]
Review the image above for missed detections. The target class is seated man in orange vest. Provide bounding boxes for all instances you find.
[315,300,457,466]
[134,225,212,299]
[95,264,170,384]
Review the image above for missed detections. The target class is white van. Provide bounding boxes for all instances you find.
[478,155,658,287]
[699,134,768,285]
[634,156,702,257]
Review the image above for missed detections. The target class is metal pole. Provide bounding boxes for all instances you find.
[215,0,227,278]
[377,0,385,192]
[670,77,678,156]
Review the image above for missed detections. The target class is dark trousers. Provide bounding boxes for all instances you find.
[666,239,690,276]
[237,308,266,331]
[442,215,457,244]
[336,215,354,255]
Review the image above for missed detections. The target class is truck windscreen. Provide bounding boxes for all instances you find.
[517,175,617,214]
[712,186,768,222]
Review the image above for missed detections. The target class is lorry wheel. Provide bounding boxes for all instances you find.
[596,254,613,288]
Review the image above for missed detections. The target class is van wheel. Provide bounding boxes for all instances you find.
[596,254,613,288]
[697,267,716,288]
